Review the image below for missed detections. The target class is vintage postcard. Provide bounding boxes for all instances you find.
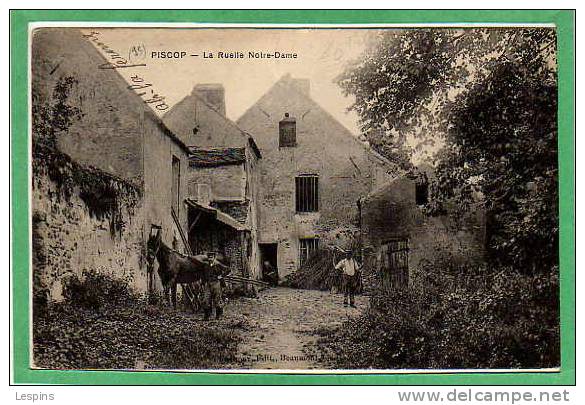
[13,10,574,384]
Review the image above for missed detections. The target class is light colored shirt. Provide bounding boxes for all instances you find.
[335,258,358,276]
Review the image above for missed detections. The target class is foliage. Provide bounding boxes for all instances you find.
[312,256,559,369]
[32,75,82,151]
[31,75,140,237]
[62,270,134,311]
[34,273,246,370]
[441,59,557,269]
[32,212,50,318]
[338,28,558,270]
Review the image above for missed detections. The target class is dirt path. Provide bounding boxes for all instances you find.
[223,287,367,369]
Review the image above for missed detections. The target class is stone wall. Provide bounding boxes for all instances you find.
[237,75,393,278]
[187,213,246,277]
[188,164,246,201]
[212,201,249,224]
[32,154,146,301]
[141,110,190,257]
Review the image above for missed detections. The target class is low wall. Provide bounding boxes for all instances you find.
[32,150,147,302]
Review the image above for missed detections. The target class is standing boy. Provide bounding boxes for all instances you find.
[334,250,361,308]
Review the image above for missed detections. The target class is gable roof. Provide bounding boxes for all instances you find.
[236,74,395,170]
[69,29,190,154]
[163,89,261,158]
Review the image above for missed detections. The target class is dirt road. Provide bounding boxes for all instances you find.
[223,287,367,370]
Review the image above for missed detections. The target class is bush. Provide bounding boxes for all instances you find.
[62,270,134,311]
[313,256,560,369]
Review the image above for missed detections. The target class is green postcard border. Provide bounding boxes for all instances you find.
[10,9,575,386]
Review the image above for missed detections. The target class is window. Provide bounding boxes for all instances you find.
[299,238,319,266]
[415,181,429,205]
[295,175,319,212]
[171,155,181,214]
[279,113,296,147]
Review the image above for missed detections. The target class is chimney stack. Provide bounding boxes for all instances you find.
[192,84,226,116]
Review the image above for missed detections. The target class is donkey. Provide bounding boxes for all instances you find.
[146,230,210,309]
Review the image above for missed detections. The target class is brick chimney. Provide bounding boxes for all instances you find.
[192,84,226,116]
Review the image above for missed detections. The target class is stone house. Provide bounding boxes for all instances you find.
[236,74,394,279]
[31,29,486,299]
[163,85,263,279]
[359,169,486,291]
[31,28,190,299]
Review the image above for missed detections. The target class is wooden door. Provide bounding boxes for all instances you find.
[379,238,409,289]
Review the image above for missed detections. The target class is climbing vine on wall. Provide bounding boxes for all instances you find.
[32,75,141,238]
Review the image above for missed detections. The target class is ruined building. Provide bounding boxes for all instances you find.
[237,74,394,279]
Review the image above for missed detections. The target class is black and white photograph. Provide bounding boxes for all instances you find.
[30,25,559,372]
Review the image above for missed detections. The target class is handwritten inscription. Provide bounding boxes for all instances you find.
[82,31,146,69]
[128,75,169,111]
[81,31,168,111]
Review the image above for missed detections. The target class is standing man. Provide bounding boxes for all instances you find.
[202,252,230,320]
[334,250,361,308]
[263,260,278,286]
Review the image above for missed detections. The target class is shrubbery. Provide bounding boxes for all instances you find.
[34,271,246,370]
[313,256,559,369]
[62,269,134,310]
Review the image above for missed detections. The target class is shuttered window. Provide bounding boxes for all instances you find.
[295,175,319,212]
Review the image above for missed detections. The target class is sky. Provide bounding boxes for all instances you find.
[87,28,379,135]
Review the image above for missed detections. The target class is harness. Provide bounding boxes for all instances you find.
[148,237,162,268]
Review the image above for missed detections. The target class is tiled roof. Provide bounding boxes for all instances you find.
[188,147,246,167]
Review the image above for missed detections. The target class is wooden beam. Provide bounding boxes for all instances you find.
[171,208,193,255]
[188,211,203,235]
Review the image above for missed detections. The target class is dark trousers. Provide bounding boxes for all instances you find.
[342,274,358,305]
[202,280,223,319]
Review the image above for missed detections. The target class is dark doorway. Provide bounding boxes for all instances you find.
[259,243,278,285]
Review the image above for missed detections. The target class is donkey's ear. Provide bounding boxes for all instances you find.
[156,229,162,241]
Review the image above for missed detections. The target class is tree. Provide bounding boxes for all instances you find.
[338,28,558,271]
